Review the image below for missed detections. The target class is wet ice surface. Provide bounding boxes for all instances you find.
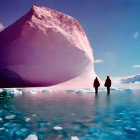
[0,89,140,140]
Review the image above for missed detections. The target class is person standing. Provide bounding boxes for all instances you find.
[93,77,100,94]
[104,76,111,94]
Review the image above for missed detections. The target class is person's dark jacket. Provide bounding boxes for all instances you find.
[104,78,111,87]
[93,78,100,88]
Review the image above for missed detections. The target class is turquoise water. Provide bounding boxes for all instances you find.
[0,89,140,140]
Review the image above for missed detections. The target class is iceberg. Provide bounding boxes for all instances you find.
[0,5,96,88]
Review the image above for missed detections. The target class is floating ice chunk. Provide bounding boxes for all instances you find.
[76,89,94,94]
[65,90,75,93]
[0,127,5,131]
[39,121,51,127]
[32,114,37,117]
[21,128,29,132]
[30,89,37,94]
[5,114,16,120]
[71,136,79,140]
[0,89,3,92]
[25,117,31,122]
[119,113,125,114]
[41,89,52,93]
[131,128,137,131]
[0,118,3,121]
[112,130,123,135]
[53,126,63,130]
[25,134,38,140]
[124,89,132,92]
[7,88,22,96]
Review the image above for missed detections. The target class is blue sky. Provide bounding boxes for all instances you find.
[0,0,140,79]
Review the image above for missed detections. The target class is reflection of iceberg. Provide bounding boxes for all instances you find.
[0,6,95,88]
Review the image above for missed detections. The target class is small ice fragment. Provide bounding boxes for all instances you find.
[25,134,38,140]
[119,113,125,114]
[25,118,31,122]
[41,89,52,93]
[75,89,93,94]
[7,88,22,95]
[30,89,37,94]
[32,114,37,117]
[5,115,16,120]
[71,136,79,140]
[53,126,63,130]
[21,128,29,132]
[65,90,75,93]
[131,128,136,131]
[0,127,5,131]
[0,89,3,92]
[0,118,3,121]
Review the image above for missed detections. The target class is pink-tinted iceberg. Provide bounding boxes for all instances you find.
[0,5,95,88]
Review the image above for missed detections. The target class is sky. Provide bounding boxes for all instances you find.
[0,0,140,80]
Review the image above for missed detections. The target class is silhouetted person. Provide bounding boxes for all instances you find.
[93,77,100,94]
[104,76,111,94]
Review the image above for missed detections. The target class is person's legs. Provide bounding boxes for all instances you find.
[95,87,98,94]
[107,87,110,94]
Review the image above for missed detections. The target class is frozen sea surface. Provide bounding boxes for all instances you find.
[0,89,140,140]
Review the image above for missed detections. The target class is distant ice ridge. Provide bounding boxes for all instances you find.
[120,74,140,83]
[112,74,140,90]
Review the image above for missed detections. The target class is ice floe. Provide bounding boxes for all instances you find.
[65,90,75,93]
[7,88,22,95]
[75,89,94,94]
[41,89,52,93]
[25,117,31,122]
[53,126,63,130]
[71,136,79,140]
[5,114,16,120]
[25,134,38,140]
[29,89,37,94]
